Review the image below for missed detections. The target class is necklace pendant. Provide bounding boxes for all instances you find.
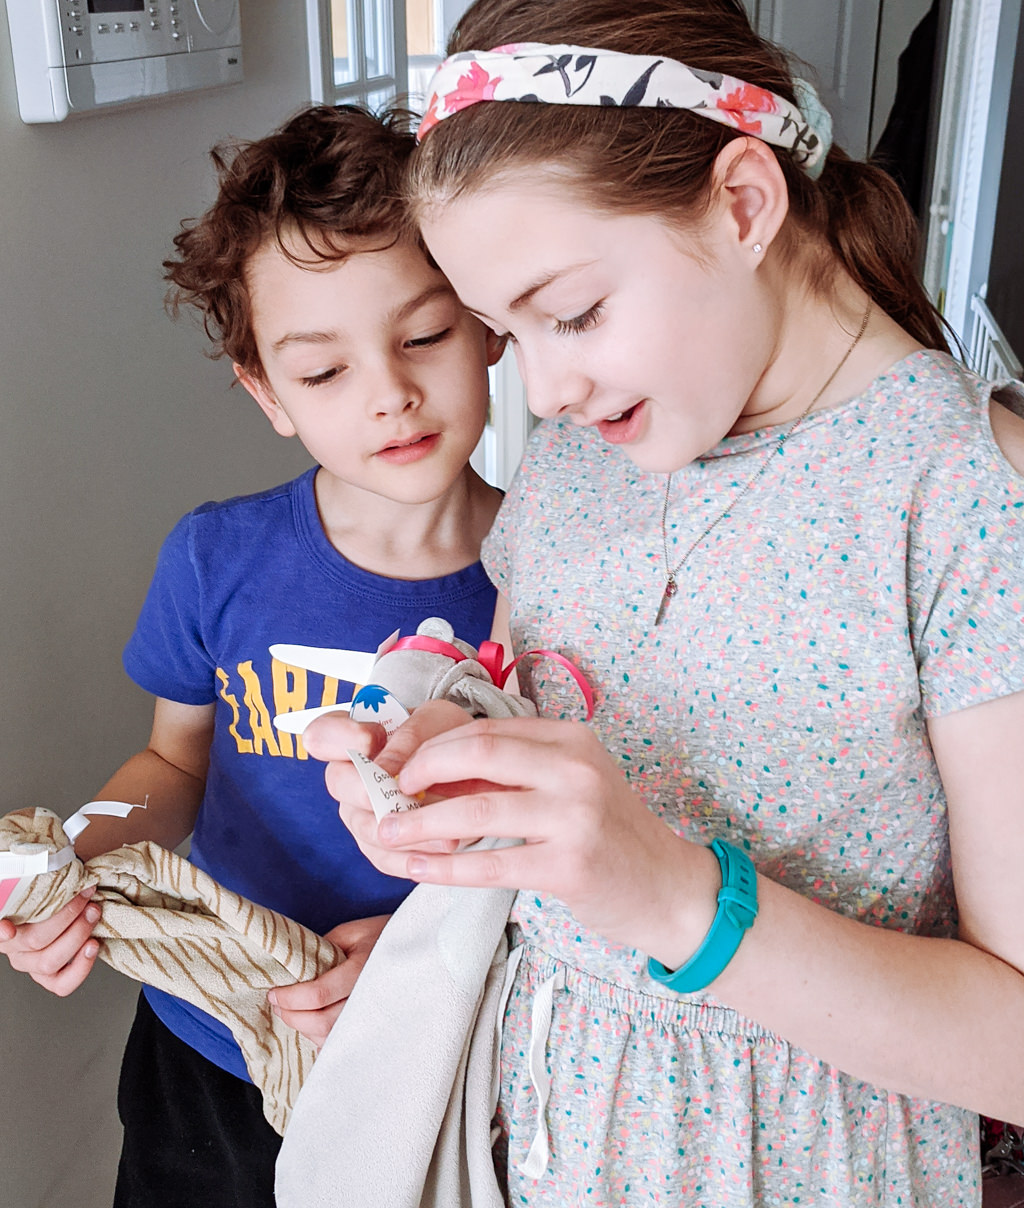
[654,576,678,627]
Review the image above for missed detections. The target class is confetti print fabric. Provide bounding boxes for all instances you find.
[482,352,1024,1206]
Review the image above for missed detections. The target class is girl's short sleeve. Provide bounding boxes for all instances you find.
[122,513,217,705]
[909,400,1024,718]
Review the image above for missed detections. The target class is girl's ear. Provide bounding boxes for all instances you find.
[233,364,297,438]
[711,136,790,258]
[484,328,508,367]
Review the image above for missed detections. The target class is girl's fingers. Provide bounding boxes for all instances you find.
[326,762,380,828]
[11,906,101,978]
[303,713,386,762]
[373,700,477,776]
[398,718,600,801]
[42,938,101,998]
[0,892,97,957]
[399,836,558,893]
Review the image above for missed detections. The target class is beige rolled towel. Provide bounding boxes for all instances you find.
[0,806,344,1134]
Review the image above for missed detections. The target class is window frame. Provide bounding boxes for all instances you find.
[306,0,409,107]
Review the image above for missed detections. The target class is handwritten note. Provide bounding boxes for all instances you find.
[347,750,422,823]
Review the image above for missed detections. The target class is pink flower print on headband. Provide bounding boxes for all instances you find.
[418,43,832,179]
[714,81,781,136]
[420,61,503,137]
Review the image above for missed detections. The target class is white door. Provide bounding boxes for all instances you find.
[744,0,880,157]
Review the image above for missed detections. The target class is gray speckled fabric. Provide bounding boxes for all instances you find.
[482,352,1024,1207]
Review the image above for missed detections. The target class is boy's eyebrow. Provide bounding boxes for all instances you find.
[271,283,456,353]
[388,282,456,323]
[272,329,339,352]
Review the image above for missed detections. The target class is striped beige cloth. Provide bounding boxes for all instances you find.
[0,807,344,1135]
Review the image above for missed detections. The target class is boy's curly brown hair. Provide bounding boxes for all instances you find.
[164,104,418,379]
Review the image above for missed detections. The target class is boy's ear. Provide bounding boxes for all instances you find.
[233,364,297,439]
[484,328,508,367]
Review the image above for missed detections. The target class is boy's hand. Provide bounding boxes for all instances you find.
[0,887,102,996]
[268,913,391,1048]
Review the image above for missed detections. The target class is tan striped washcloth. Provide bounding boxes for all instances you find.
[0,807,344,1135]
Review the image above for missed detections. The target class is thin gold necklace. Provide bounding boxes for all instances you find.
[654,302,872,627]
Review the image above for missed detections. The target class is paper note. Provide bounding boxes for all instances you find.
[347,750,421,823]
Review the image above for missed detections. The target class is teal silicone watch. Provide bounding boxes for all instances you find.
[647,838,759,993]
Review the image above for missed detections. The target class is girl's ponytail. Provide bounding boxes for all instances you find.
[812,151,946,350]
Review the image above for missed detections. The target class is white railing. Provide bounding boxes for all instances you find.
[968,292,1023,380]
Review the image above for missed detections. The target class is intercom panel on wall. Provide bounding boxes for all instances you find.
[4,0,243,123]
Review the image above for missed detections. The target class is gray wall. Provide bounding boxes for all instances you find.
[0,4,313,1204]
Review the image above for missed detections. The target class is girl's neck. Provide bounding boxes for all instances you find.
[313,466,502,580]
[732,274,924,436]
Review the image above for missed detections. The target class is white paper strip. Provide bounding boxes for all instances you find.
[62,798,147,843]
[269,644,377,685]
[274,702,352,736]
[347,750,422,822]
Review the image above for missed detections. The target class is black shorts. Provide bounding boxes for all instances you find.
[113,992,281,1208]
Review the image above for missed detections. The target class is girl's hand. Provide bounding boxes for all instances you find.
[316,713,719,965]
[268,914,391,1049]
[0,887,102,996]
[303,701,482,866]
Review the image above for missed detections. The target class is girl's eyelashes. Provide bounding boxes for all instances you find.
[300,366,345,388]
[406,326,453,349]
[554,301,605,338]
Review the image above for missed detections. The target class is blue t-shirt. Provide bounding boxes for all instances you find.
[123,468,497,1078]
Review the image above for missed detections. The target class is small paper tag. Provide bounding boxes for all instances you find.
[346,750,422,823]
[0,842,76,879]
[349,685,411,738]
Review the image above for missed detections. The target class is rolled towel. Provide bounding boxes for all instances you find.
[0,806,343,1135]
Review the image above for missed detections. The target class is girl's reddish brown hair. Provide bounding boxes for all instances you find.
[411,0,946,350]
[165,104,417,378]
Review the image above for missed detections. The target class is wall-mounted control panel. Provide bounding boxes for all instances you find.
[5,0,243,122]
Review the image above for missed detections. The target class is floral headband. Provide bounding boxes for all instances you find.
[419,43,833,180]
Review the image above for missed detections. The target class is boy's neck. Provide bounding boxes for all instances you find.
[312,466,501,580]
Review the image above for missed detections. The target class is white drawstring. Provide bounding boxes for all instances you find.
[518,965,565,1180]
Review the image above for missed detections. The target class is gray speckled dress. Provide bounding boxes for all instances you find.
[482,352,1024,1207]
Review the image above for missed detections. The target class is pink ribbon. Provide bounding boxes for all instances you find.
[390,635,595,721]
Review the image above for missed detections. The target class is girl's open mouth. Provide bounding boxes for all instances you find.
[596,402,646,445]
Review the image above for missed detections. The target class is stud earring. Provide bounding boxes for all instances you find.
[752,242,764,254]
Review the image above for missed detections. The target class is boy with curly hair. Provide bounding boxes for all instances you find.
[0,104,504,1207]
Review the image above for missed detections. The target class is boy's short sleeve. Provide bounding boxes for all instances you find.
[123,513,217,705]
[910,409,1024,718]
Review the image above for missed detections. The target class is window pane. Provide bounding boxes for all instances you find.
[406,0,438,57]
[367,85,397,113]
[364,0,393,80]
[331,0,356,86]
[407,0,442,107]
